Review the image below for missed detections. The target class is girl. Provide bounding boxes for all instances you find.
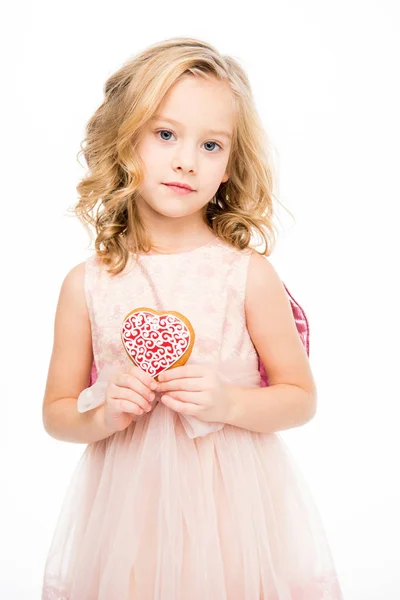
[41,37,344,599]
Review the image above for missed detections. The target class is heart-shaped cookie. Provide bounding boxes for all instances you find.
[121,307,195,380]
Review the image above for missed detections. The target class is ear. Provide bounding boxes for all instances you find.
[221,171,229,183]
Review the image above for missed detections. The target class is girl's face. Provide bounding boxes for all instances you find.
[135,75,235,220]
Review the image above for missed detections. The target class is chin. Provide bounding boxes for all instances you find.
[150,201,200,219]
[157,208,195,219]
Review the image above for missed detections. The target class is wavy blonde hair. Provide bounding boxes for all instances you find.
[70,37,292,275]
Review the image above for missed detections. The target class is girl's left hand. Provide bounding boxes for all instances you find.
[156,364,233,423]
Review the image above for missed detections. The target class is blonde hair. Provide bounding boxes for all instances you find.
[71,37,292,275]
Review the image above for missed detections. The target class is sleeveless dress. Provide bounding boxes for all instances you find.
[42,237,344,600]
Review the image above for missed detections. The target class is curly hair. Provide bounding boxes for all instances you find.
[70,37,293,275]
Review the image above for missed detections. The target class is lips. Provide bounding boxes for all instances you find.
[163,182,195,191]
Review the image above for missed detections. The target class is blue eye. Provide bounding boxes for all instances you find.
[157,130,174,142]
[203,141,220,152]
[155,130,222,152]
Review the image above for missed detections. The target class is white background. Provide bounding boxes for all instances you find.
[2,0,399,598]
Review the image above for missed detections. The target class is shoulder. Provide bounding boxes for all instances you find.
[245,250,295,338]
[62,253,104,289]
[246,250,284,299]
[61,260,86,289]
[58,261,88,315]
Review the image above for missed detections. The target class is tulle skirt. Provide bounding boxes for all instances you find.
[42,400,343,599]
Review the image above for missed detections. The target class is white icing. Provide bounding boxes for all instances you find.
[121,311,192,377]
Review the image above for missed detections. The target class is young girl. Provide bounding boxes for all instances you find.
[41,37,344,599]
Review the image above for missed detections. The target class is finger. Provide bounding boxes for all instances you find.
[160,395,200,415]
[157,378,203,393]
[158,365,205,383]
[114,399,149,415]
[116,373,156,402]
[161,391,202,405]
[111,383,153,411]
[124,365,158,391]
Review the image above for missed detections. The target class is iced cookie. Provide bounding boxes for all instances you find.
[121,307,195,380]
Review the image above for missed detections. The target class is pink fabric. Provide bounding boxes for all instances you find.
[87,282,310,390]
[42,238,342,599]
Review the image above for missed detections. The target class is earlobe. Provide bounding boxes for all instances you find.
[221,172,229,183]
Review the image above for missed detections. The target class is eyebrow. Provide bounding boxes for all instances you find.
[150,114,232,140]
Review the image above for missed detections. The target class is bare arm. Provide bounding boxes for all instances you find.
[224,252,317,434]
[42,262,119,444]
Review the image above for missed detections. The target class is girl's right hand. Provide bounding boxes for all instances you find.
[104,366,158,432]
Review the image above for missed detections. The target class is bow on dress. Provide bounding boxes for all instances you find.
[77,284,310,440]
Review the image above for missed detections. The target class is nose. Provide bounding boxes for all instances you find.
[171,142,197,174]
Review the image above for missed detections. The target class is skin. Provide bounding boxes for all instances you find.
[130,75,238,415]
[42,75,316,441]
[133,76,316,430]
[134,74,235,254]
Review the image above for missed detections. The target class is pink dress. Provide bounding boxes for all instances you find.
[42,237,343,599]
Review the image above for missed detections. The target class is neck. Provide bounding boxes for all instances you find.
[133,199,215,254]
